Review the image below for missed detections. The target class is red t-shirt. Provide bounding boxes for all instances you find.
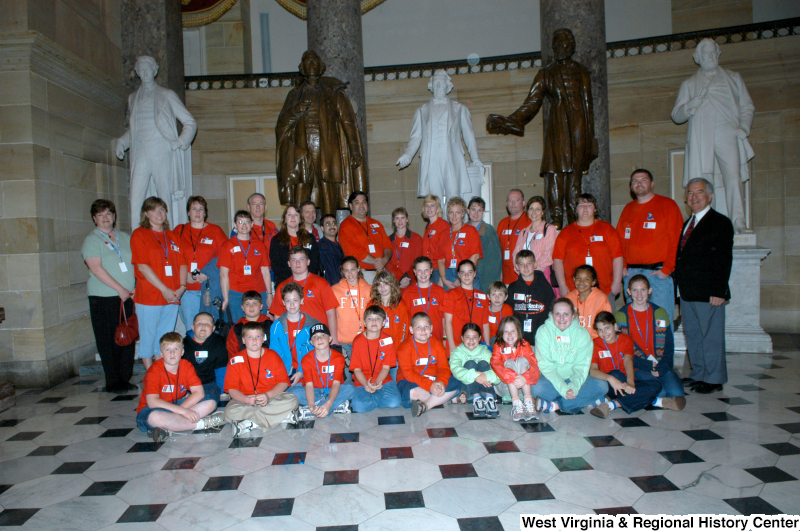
[131,227,186,306]
[442,224,483,268]
[349,332,397,386]
[269,274,338,325]
[223,348,290,394]
[592,333,634,376]
[372,300,409,348]
[250,219,278,252]
[217,236,270,293]
[137,359,201,412]
[402,283,446,341]
[442,286,490,347]
[629,306,656,358]
[226,315,271,359]
[386,231,424,282]
[339,216,392,271]
[552,220,623,294]
[616,195,684,275]
[497,214,530,284]
[301,349,347,390]
[487,304,514,339]
[176,223,228,291]
[396,338,450,391]
[422,218,450,263]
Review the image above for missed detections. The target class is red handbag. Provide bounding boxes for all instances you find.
[114,301,139,347]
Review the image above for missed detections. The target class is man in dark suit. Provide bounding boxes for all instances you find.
[674,178,734,394]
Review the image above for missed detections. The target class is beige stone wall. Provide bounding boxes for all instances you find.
[186,34,800,333]
[204,0,252,75]
[0,0,128,386]
[672,0,753,33]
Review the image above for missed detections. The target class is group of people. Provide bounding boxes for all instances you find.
[82,167,733,441]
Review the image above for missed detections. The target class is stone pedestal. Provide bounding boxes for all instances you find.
[675,246,773,353]
[307,0,369,182]
[540,0,611,222]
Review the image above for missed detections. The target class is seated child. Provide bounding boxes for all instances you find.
[491,316,540,422]
[449,323,500,418]
[183,312,229,405]
[615,274,686,408]
[223,322,300,437]
[227,290,272,359]
[136,332,223,443]
[397,312,460,416]
[506,250,555,346]
[287,323,355,419]
[566,264,611,339]
[349,305,402,412]
[269,282,321,387]
[589,311,663,418]
[487,282,513,346]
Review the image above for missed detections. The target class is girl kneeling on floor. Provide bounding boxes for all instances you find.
[491,316,540,422]
[449,323,501,418]
[589,311,662,418]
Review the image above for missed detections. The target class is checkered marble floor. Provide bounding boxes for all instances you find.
[1,335,799,530]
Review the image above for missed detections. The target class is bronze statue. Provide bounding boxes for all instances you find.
[487,28,597,229]
[276,50,367,214]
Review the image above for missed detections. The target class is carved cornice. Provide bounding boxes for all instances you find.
[182,0,239,28]
[274,0,389,21]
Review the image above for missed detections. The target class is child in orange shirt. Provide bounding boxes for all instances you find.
[350,306,401,412]
[566,265,611,339]
[491,317,540,422]
[487,282,514,345]
[397,313,460,416]
[369,270,410,348]
[226,291,272,359]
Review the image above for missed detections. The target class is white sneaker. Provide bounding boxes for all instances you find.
[232,420,256,437]
[282,408,300,425]
[298,406,316,421]
[203,411,226,430]
[332,400,352,414]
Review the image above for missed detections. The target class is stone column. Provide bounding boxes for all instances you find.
[121,0,185,100]
[306,0,369,182]
[540,0,611,221]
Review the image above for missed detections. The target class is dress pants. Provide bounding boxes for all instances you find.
[89,296,136,392]
[680,299,727,385]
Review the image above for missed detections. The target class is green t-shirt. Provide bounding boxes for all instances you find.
[81,229,135,297]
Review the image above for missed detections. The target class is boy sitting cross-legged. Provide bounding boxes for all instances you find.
[136,332,224,443]
[287,323,355,420]
[227,290,272,359]
[223,322,300,437]
[184,312,229,405]
[350,305,402,412]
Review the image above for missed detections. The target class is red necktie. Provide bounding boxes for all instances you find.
[680,215,696,249]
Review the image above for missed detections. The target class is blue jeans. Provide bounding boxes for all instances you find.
[351,381,401,412]
[634,368,685,398]
[603,369,662,413]
[136,394,215,432]
[432,269,441,286]
[228,290,269,324]
[456,360,496,398]
[135,304,179,359]
[179,290,202,331]
[397,376,461,408]
[202,382,222,407]
[530,374,607,414]
[624,269,675,328]
[286,383,355,416]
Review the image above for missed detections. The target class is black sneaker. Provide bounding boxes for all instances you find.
[151,427,171,443]
[472,397,487,418]
[484,396,499,418]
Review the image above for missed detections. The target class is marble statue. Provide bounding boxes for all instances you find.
[671,38,755,234]
[486,28,597,230]
[396,69,483,203]
[276,50,367,215]
[115,56,197,227]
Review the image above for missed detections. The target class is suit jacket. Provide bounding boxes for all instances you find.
[674,208,734,302]
[401,97,480,198]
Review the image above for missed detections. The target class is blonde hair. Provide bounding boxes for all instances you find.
[446,197,468,223]
[370,270,402,308]
[421,194,443,222]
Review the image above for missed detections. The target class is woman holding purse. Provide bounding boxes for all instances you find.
[82,199,137,394]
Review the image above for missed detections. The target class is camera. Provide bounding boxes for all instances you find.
[213,296,223,309]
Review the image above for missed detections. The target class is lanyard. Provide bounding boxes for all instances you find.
[288,316,304,365]
[188,225,205,260]
[97,229,122,261]
[462,287,477,326]
[632,305,652,355]
[251,222,265,243]
[162,362,181,403]
[491,309,502,324]
[416,284,432,314]
[504,216,524,250]
[152,230,170,263]
[449,225,462,264]
[412,339,432,375]
[392,233,405,266]
[576,222,596,257]
[244,351,263,394]
[347,284,363,331]
[315,352,333,394]
[356,219,374,247]
[235,236,252,264]
[602,338,622,372]
[524,223,547,251]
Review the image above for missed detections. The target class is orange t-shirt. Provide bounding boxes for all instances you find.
[331,278,371,343]
[350,332,397,386]
[386,231,424,282]
[592,333,634,376]
[422,218,450,263]
[402,283,446,341]
[442,286,490,347]
[372,300,409,347]
[497,214,530,284]
[442,224,483,269]
[566,288,612,339]
[176,223,227,291]
[616,195,684,275]
[629,306,656,358]
[396,337,450,391]
[269,273,338,326]
[338,216,392,271]
[223,348,290,394]
[137,359,201,412]
[217,236,269,293]
[131,227,186,306]
[487,304,514,339]
[552,220,623,294]
[301,349,347,390]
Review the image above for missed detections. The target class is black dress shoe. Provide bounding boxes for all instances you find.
[124,382,139,391]
[681,377,696,387]
[693,382,723,394]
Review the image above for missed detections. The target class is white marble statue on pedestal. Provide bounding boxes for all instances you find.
[397,69,483,204]
[115,56,197,227]
[671,38,755,235]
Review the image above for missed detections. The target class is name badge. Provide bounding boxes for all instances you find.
[321,365,334,374]
[504,250,510,260]
[488,316,496,323]
[231,356,244,364]
[599,350,611,359]
[379,337,393,346]
[647,354,658,363]
[475,293,486,300]
[449,259,457,268]
[233,246,241,253]
[585,256,593,266]
[347,289,357,296]
[384,318,390,328]
[413,298,426,306]
[502,230,512,235]
[119,262,128,272]
[170,243,180,252]
[556,336,570,343]
[429,230,436,236]
[371,223,379,228]
[201,237,214,244]
[304,244,312,250]
[190,262,198,272]
[625,227,631,239]
[523,319,532,332]
[293,329,299,337]
[503,347,512,354]
[643,222,656,229]
[368,244,376,253]
[165,265,173,276]
[424,374,436,381]
[161,385,174,392]
[535,233,543,240]
[243,265,252,275]
[590,235,603,242]
[195,351,208,359]
[458,233,466,238]
[656,319,667,328]
[416,358,428,366]
[514,293,526,301]
[401,242,409,248]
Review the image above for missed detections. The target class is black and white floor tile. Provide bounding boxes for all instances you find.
[1,336,799,529]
